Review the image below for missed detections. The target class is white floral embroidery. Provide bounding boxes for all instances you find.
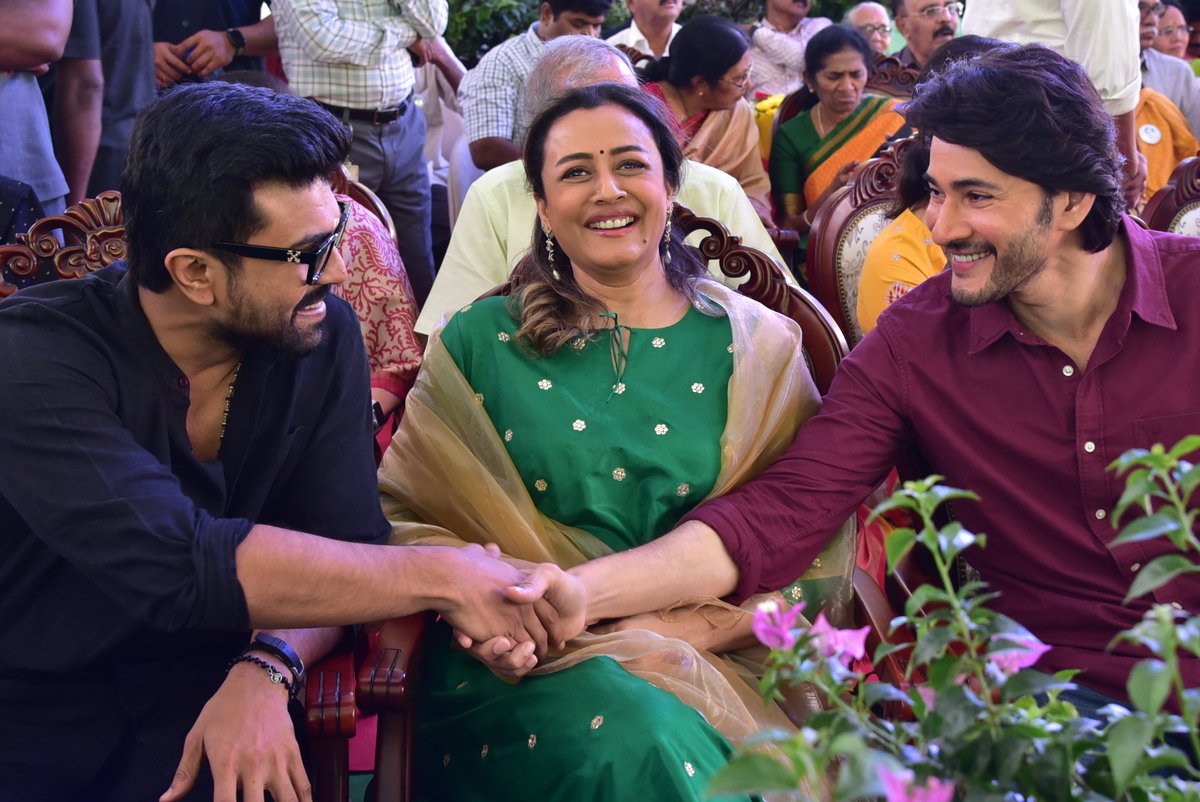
[538,379,553,390]
[691,383,704,393]
[480,745,489,758]
[534,479,548,492]
[504,429,513,442]
[684,761,695,778]
[572,419,587,431]
[571,337,586,350]
[654,423,669,435]
[590,715,604,730]
[461,304,472,313]
[613,382,626,394]
[497,331,510,342]
[474,393,484,403]
[651,337,666,348]
[727,344,734,353]
[676,483,690,496]
[527,734,538,749]
[612,467,627,481]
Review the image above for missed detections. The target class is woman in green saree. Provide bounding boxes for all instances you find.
[769,24,906,234]
[378,83,854,802]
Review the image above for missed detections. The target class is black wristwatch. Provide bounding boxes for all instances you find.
[372,400,388,432]
[245,633,305,689]
[226,27,247,57]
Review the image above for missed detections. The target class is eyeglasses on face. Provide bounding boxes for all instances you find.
[212,200,351,285]
[721,66,754,89]
[903,1,963,19]
[857,23,893,35]
[1160,23,1190,36]
[1138,1,1166,17]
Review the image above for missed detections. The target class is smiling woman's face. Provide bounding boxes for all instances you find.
[535,103,672,284]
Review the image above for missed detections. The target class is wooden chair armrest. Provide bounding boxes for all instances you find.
[357,612,433,714]
[305,645,359,739]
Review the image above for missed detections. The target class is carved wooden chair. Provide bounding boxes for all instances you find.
[806,135,915,348]
[332,166,398,247]
[1143,156,1200,235]
[0,191,126,296]
[866,52,920,99]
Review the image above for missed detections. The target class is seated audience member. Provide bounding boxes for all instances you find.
[457,0,611,171]
[856,139,942,333]
[0,0,72,217]
[1153,0,1191,60]
[963,0,1146,208]
[744,0,832,97]
[892,0,959,70]
[606,0,681,59]
[857,35,1004,333]
[0,82,570,800]
[1137,86,1200,207]
[0,176,44,247]
[845,1,894,54]
[153,0,277,87]
[610,45,1200,726]
[380,82,853,802]
[770,25,905,234]
[1141,0,1200,137]
[416,37,793,335]
[642,16,774,224]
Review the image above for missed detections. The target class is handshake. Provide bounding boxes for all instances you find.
[434,543,589,680]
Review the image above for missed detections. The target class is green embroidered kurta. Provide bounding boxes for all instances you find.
[412,296,750,801]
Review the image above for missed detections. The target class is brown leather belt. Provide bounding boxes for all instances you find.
[313,96,410,125]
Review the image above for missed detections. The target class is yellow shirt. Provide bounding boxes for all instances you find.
[856,207,945,334]
[1137,87,1199,208]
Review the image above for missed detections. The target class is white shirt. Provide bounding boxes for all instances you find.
[748,16,833,97]
[416,159,795,334]
[962,0,1140,116]
[606,20,681,58]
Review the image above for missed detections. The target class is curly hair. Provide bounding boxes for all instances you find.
[511,83,707,355]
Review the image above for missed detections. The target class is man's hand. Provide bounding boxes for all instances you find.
[159,660,311,802]
[408,39,432,67]
[436,544,553,657]
[179,29,238,78]
[154,42,191,87]
[506,561,587,649]
[1124,150,1148,211]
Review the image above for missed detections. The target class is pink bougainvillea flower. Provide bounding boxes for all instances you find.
[987,633,1052,677]
[752,599,805,650]
[809,612,871,667]
[915,685,937,711]
[879,766,955,802]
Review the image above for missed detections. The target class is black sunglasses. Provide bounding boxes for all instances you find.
[212,200,351,285]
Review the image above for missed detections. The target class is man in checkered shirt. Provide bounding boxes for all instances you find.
[459,0,613,171]
[275,0,447,305]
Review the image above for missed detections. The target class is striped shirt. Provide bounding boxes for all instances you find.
[275,0,448,110]
[458,24,546,145]
[748,16,832,97]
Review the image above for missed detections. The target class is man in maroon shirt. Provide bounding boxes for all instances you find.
[478,44,1199,713]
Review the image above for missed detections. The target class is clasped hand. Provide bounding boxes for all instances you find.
[441,544,587,680]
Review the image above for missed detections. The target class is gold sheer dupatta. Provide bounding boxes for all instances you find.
[378,280,856,741]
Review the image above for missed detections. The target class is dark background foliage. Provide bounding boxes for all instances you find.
[446,0,857,67]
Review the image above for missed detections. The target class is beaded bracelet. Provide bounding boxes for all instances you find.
[227,654,297,700]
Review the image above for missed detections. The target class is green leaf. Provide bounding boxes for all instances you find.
[1109,447,1154,475]
[1105,715,1155,794]
[937,522,980,564]
[1111,468,1156,525]
[1110,512,1183,548]
[862,681,912,708]
[705,752,798,795]
[1179,461,1200,507]
[1127,658,1172,715]
[1000,669,1075,703]
[904,584,950,618]
[1166,434,1200,461]
[912,626,958,672]
[869,496,919,522]
[1125,554,1200,602]
[885,527,917,574]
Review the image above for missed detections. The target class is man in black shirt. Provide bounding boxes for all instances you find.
[0,82,579,801]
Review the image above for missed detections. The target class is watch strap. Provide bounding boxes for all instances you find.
[226,27,247,56]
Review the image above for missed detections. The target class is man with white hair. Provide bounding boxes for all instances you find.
[416,36,795,335]
[844,1,893,53]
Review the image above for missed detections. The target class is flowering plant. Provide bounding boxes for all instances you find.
[709,438,1200,801]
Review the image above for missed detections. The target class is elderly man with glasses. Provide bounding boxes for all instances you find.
[844,1,893,53]
[1138,0,1200,135]
[891,0,960,69]
[963,0,1148,209]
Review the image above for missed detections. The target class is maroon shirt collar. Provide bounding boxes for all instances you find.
[965,216,1177,356]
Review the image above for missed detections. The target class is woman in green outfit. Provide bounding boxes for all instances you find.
[378,83,854,801]
[769,24,906,234]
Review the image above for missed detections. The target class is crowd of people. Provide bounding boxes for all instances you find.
[1,0,1199,800]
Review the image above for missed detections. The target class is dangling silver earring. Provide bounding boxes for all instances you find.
[544,228,556,264]
[663,215,672,266]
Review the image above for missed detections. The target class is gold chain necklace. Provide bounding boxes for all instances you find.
[218,362,242,445]
[813,103,829,138]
